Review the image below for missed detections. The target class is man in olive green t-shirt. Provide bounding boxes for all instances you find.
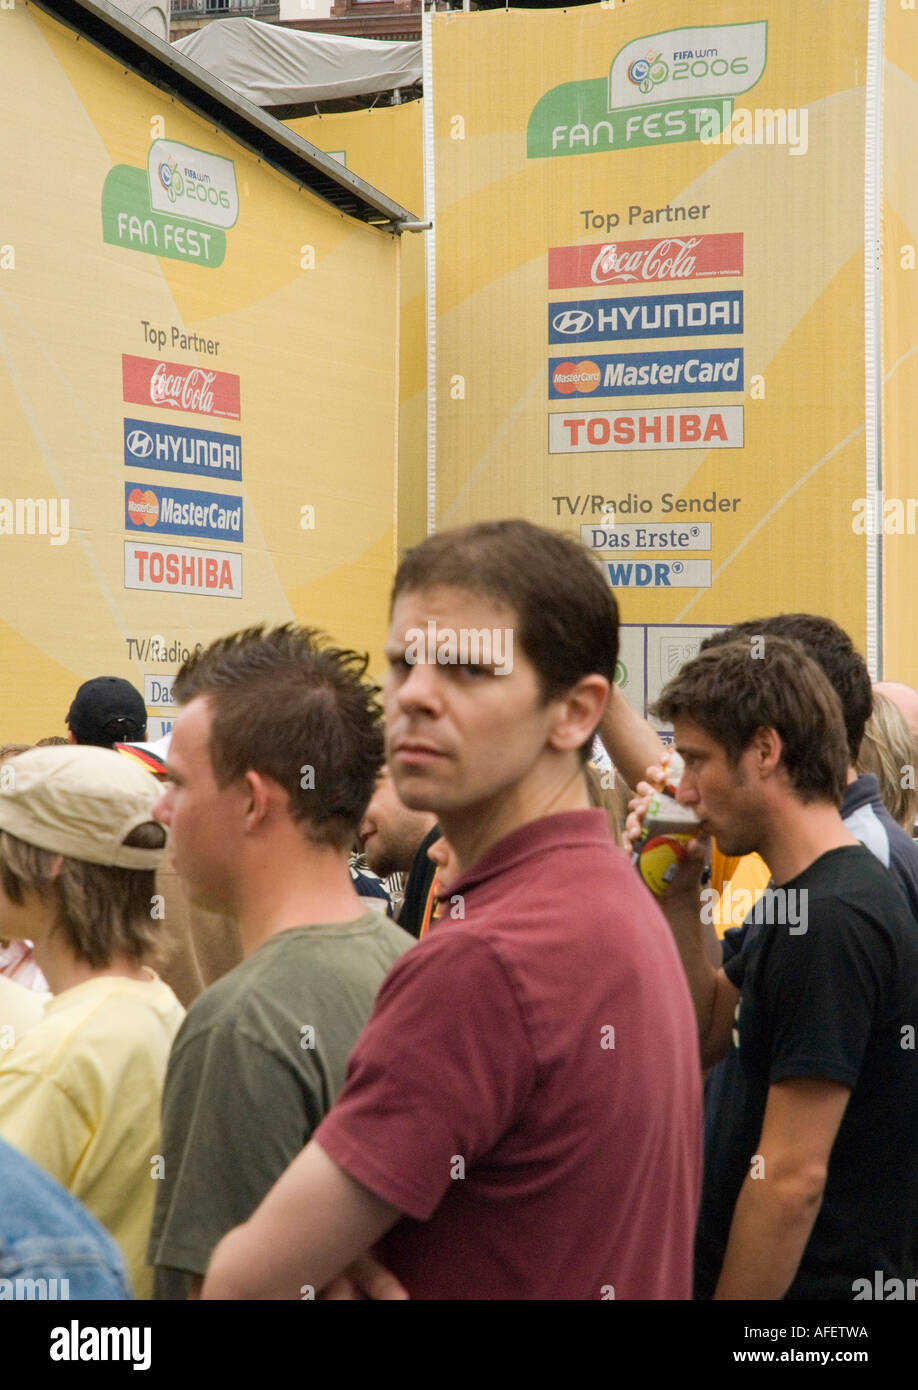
[146,627,414,1299]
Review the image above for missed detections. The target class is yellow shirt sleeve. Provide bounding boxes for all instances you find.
[709,846,772,935]
[0,1066,92,1187]
[0,976,48,1058]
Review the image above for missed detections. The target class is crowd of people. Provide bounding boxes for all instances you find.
[1,517,918,1300]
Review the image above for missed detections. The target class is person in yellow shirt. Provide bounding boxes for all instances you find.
[0,972,48,1056]
[0,745,184,1298]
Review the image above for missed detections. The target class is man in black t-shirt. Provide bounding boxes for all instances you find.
[358,765,437,933]
[702,615,918,931]
[398,823,441,938]
[646,636,918,1300]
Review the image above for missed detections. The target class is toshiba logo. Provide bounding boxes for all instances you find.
[548,405,745,453]
[124,541,242,598]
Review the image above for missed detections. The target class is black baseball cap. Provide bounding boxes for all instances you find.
[67,677,148,748]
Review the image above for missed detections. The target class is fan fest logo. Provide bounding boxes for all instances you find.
[526,20,769,158]
[149,143,238,230]
[102,142,238,268]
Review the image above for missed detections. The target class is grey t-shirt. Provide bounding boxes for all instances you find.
[147,912,414,1298]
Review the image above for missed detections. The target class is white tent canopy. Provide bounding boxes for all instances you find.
[172,17,422,107]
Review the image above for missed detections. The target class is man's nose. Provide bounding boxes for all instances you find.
[396,659,442,714]
[153,789,172,826]
[675,777,697,806]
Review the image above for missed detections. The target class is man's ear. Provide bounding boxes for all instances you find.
[749,725,783,777]
[548,675,611,754]
[241,770,273,831]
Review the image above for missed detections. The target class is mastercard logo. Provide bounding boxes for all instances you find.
[127,487,159,527]
[552,360,600,395]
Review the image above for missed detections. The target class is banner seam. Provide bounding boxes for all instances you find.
[422,3,437,535]
[864,0,884,677]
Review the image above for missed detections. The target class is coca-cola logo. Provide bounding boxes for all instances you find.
[591,238,702,285]
[150,363,216,416]
[123,355,240,420]
[549,234,742,292]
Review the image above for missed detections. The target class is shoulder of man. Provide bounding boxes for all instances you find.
[842,778,918,917]
[843,774,913,871]
[765,849,918,966]
[166,945,290,1057]
[369,923,526,1026]
[171,918,413,1054]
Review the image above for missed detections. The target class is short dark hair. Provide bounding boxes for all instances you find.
[0,822,165,969]
[391,520,618,755]
[173,625,384,850]
[701,615,871,763]
[653,637,848,805]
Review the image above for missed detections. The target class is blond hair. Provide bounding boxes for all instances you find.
[856,690,918,831]
[584,762,631,846]
[0,823,166,969]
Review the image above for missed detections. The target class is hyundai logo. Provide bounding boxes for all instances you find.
[552,309,594,335]
[126,429,155,458]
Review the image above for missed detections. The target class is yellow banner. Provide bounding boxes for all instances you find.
[288,103,428,552]
[881,3,918,685]
[0,7,398,742]
[430,1,873,724]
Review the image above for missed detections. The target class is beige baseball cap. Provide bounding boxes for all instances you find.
[0,745,166,869]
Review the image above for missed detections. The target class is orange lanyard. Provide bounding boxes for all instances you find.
[418,874,441,940]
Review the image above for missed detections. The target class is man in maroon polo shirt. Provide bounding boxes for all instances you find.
[203,520,702,1300]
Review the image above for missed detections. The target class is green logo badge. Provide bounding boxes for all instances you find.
[101,142,238,268]
[526,21,767,159]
